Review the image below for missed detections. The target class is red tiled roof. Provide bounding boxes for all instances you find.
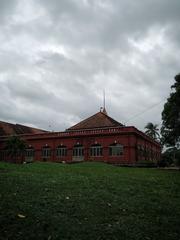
[67,111,123,131]
[0,121,47,136]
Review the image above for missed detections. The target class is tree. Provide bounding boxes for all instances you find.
[161,73,180,147]
[5,135,27,162]
[160,148,180,167]
[144,122,160,140]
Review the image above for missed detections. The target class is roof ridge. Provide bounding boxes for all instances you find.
[0,120,46,132]
[0,120,47,136]
[0,120,15,126]
[16,123,47,132]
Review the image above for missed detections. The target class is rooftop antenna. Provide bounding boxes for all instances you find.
[103,89,105,110]
[102,89,107,115]
[48,124,54,132]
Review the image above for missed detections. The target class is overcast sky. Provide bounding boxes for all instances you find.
[0,0,180,132]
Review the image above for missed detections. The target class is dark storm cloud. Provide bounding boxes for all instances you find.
[36,0,180,49]
[0,0,180,131]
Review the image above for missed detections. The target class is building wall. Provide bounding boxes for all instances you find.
[24,134,133,164]
[0,130,161,165]
[136,137,161,164]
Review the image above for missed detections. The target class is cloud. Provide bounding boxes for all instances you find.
[0,0,18,24]
[0,0,180,132]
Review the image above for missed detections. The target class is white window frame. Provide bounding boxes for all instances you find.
[90,145,103,156]
[73,145,84,157]
[56,146,67,157]
[42,147,51,158]
[26,148,34,157]
[109,144,123,156]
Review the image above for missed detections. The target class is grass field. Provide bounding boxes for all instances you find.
[0,162,180,240]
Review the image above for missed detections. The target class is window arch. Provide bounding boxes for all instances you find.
[73,144,84,157]
[109,143,123,156]
[26,146,35,157]
[0,149,7,161]
[56,145,67,157]
[42,146,51,158]
[90,144,103,156]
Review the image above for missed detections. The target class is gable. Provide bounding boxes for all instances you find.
[67,111,123,131]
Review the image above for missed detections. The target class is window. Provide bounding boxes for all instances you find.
[90,144,103,156]
[73,145,84,156]
[150,149,153,160]
[0,150,7,161]
[56,146,67,157]
[146,148,150,159]
[42,146,51,158]
[109,143,123,156]
[137,145,141,156]
[26,148,34,157]
[144,147,148,158]
[142,146,146,157]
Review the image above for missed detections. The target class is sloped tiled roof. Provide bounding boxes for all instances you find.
[0,121,47,136]
[67,111,123,131]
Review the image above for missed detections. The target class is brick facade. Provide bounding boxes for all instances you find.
[0,111,161,165]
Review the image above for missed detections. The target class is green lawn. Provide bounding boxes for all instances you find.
[0,162,180,240]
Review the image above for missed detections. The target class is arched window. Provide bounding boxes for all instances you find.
[25,147,35,162]
[56,145,67,157]
[73,144,84,157]
[109,143,123,156]
[150,148,153,160]
[26,147,35,157]
[42,146,51,158]
[142,146,146,157]
[90,144,103,156]
[0,149,7,161]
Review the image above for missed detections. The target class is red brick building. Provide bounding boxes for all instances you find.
[0,109,161,165]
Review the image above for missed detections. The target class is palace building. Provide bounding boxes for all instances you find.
[0,108,161,165]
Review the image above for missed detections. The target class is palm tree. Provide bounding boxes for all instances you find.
[5,135,27,163]
[144,122,160,140]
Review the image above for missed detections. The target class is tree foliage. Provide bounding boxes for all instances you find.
[161,74,180,147]
[144,122,160,140]
[160,148,180,167]
[5,135,27,160]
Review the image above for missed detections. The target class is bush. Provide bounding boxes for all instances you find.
[160,148,180,167]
